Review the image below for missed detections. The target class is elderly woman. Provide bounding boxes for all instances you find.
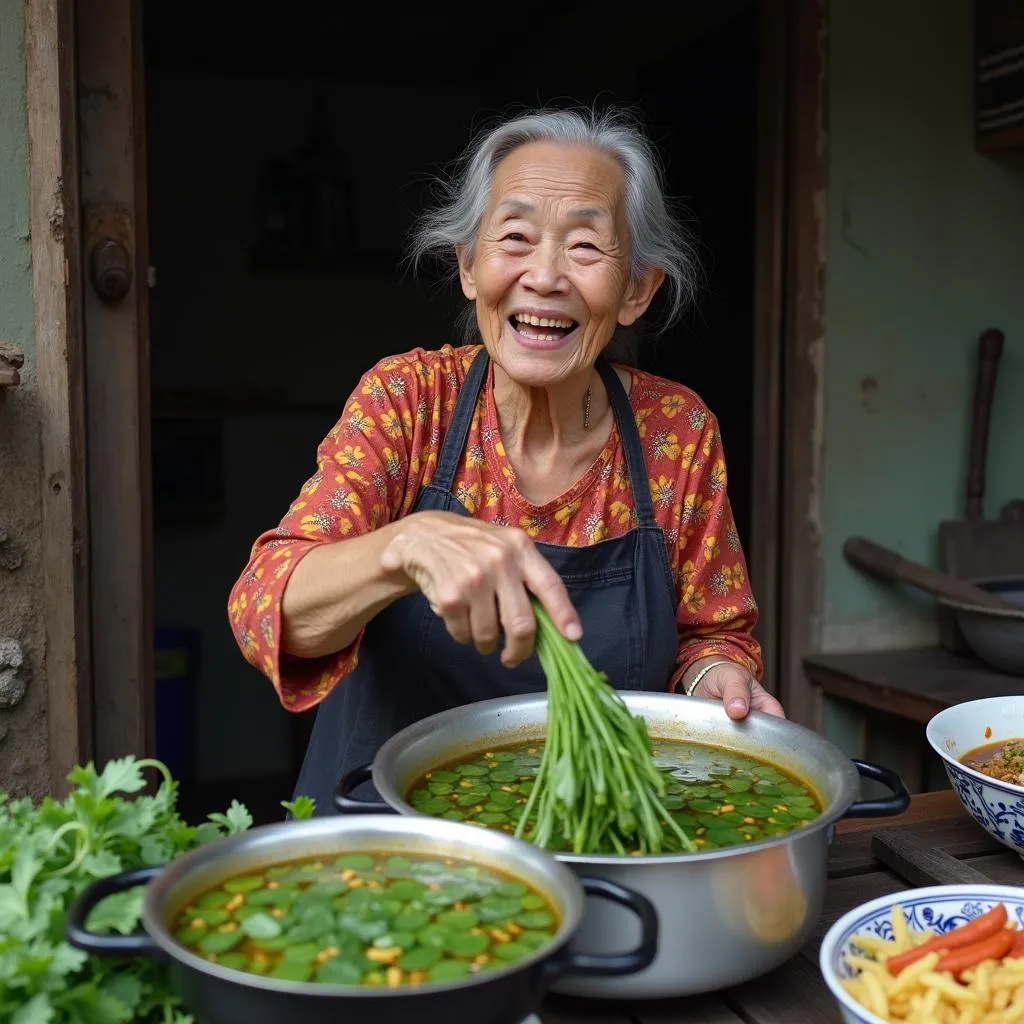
[228,107,784,814]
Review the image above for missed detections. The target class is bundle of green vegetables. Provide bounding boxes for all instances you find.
[516,603,697,856]
[0,756,313,1024]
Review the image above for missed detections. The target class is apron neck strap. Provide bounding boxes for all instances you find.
[432,347,490,491]
[596,355,657,528]
[433,348,657,529]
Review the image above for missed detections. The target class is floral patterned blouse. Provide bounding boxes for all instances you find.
[229,344,763,712]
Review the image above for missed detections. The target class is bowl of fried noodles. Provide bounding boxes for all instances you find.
[820,885,1024,1024]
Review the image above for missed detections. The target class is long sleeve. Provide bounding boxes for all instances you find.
[226,349,449,710]
[664,418,763,689]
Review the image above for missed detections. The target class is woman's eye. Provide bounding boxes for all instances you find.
[503,232,528,243]
[573,241,599,251]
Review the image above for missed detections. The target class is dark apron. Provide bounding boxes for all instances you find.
[294,348,679,815]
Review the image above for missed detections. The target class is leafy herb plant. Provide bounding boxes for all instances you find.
[0,757,264,1024]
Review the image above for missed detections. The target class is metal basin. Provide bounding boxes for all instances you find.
[335,693,909,999]
[939,575,1024,676]
[65,814,657,1024]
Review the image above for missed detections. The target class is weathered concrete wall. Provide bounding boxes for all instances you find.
[0,1,49,798]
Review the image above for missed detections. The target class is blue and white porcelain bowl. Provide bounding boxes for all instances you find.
[927,696,1024,858]
[820,885,1024,1024]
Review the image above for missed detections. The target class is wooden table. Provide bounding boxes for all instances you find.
[540,791,1021,1023]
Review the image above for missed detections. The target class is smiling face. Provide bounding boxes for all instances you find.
[458,141,664,388]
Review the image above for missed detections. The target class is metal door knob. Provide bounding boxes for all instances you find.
[90,238,132,302]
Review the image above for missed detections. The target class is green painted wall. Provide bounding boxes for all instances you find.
[821,0,1024,653]
[0,0,34,357]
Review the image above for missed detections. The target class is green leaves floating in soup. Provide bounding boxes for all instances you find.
[172,852,559,986]
[407,741,821,853]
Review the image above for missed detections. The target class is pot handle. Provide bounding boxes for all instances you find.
[334,763,395,815]
[544,876,659,979]
[65,866,164,958]
[843,759,911,818]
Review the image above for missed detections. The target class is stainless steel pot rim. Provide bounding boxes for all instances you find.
[372,693,862,867]
[139,814,583,998]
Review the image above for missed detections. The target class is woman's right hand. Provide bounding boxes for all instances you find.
[379,510,581,667]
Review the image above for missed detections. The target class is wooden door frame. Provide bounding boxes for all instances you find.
[27,0,829,784]
[750,0,827,730]
[25,0,93,794]
[25,0,154,793]
[77,0,156,768]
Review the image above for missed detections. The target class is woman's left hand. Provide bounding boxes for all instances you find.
[692,662,786,720]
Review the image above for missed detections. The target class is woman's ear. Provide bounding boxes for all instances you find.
[456,244,477,300]
[618,267,666,327]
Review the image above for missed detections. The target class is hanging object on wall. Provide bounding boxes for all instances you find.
[0,341,23,394]
[975,0,1024,154]
[252,93,354,270]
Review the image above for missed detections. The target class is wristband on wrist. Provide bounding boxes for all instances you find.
[684,658,734,697]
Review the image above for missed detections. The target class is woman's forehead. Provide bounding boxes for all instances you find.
[488,141,625,220]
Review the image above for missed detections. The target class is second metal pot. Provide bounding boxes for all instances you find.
[65,814,657,1024]
[335,693,910,999]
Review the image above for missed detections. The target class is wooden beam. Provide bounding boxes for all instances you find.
[778,0,828,729]
[25,0,93,792]
[77,0,155,764]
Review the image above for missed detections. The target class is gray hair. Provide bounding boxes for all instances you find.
[407,106,701,346]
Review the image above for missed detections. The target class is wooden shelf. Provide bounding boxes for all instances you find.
[805,646,1024,723]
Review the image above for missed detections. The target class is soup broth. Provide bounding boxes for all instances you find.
[962,738,1024,786]
[406,740,821,853]
[171,851,559,986]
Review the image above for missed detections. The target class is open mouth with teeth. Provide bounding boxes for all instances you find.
[509,312,579,343]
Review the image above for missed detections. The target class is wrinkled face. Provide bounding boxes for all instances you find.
[458,141,663,387]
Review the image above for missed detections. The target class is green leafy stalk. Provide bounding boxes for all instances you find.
[0,756,319,1024]
[514,602,697,855]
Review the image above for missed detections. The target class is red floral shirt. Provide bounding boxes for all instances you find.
[228,345,762,711]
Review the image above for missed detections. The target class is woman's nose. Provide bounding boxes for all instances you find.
[521,243,569,293]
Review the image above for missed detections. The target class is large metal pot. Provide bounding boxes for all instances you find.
[335,693,910,999]
[65,814,657,1024]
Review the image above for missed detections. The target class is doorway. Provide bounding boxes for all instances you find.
[138,0,765,823]
[46,0,805,820]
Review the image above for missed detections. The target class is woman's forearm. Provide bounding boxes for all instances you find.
[280,519,416,659]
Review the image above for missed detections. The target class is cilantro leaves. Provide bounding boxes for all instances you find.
[0,757,265,1023]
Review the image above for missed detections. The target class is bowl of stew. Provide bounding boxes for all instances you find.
[927,696,1024,859]
[64,814,657,1024]
[335,692,910,998]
